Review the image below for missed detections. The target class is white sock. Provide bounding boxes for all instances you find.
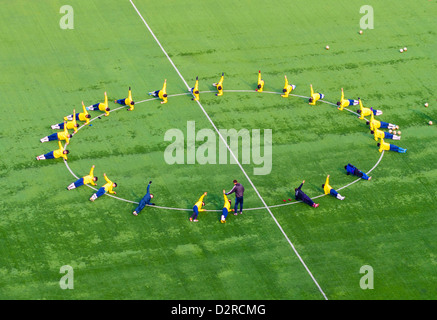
[336,194,345,200]
[393,135,401,140]
[51,124,60,130]
[67,183,75,190]
[90,194,97,201]
[40,137,49,143]
[376,110,383,116]
[36,155,45,160]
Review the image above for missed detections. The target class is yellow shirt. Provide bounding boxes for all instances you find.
[378,138,390,152]
[373,128,385,141]
[223,194,231,211]
[323,176,332,194]
[57,126,70,143]
[358,100,372,119]
[257,72,264,92]
[194,194,206,212]
[65,115,78,133]
[369,113,381,131]
[126,88,134,110]
[79,102,90,123]
[53,141,67,160]
[83,166,96,185]
[103,174,115,193]
[192,78,200,100]
[338,89,348,110]
[309,85,320,105]
[158,80,167,103]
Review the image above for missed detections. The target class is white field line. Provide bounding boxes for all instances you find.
[129,0,328,300]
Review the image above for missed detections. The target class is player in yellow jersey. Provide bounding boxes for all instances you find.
[309,84,325,105]
[212,73,224,96]
[64,101,91,124]
[67,165,98,190]
[115,87,135,111]
[281,75,296,98]
[337,88,359,111]
[370,128,400,141]
[149,79,168,104]
[189,76,200,101]
[357,99,382,119]
[220,190,234,223]
[87,92,110,116]
[51,109,79,133]
[377,137,406,153]
[190,192,207,222]
[256,70,265,93]
[366,111,398,131]
[89,173,117,201]
[36,141,69,161]
[322,175,345,200]
[40,122,72,144]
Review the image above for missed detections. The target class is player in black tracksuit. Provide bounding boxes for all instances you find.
[295,180,319,208]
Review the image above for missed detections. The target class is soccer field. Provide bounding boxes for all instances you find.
[1,0,436,300]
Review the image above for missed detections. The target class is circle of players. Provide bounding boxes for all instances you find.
[35,71,407,221]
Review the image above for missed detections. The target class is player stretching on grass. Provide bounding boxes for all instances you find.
[367,112,398,131]
[51,110,78,133]
[371,128,401,141]
[357,99,383,120]
[40,122,72,144]
[309,84,325,105]
[344,164,371,180]
[189,76,200,101]
[115,87,135,111]
[256,70,265,93]
[87,92,110,116]
[64,102,91,125]
[190,192,207,222]
[36,141,69,161]
[220,190,234,223]
[322,175,345,200]
[212,73,224,96]
[281,75,296,98]
[67,165,98,190]
[149,79,168,104]
[337,88,359,111]
[294,180,319,208]
[90,173,117,201]
[132,181,155,216]
[377,138,407,153]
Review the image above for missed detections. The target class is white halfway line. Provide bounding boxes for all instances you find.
[129,0,328,300]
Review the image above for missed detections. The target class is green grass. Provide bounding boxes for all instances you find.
[0,0,436,300]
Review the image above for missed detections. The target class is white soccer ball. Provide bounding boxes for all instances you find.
[359,30,363,35]
[429,121,433,125]
[325,45,330,50]
[389,129,392,134]
[400,48,404,53]
[404,47,407,51]
[392,131,397,135]
[425,102,429,107]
